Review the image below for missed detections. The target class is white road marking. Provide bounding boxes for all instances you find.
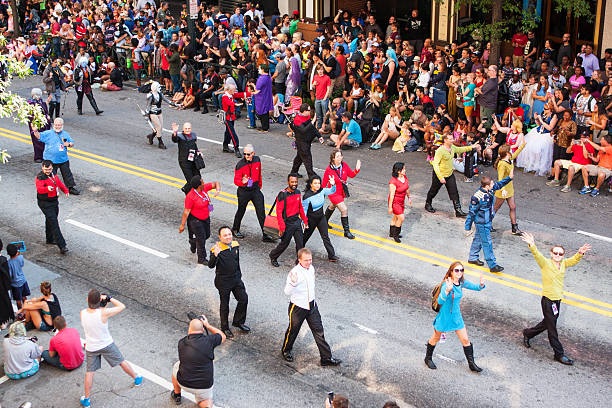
[66,219,170,258]
[576,230,612,243]
[353,322,378,334]
[0,375,9,385]
[435,354,458,363]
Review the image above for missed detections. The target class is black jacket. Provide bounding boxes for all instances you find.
[208,241,242,290]
[290,120,321,145]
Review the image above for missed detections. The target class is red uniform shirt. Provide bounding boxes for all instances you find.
[234,156,263,188]
[184,183,215,220]
[222,92,246,121]
[49,327,84,370]
[276,189,307,232]
[35,172,69,201]
[323,162,360,204]
[293,113,310,126]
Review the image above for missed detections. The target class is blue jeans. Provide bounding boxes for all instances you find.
[432,88,447,109]
[247,99,256,127]
[314,98,328,130]
[170,74,181,95]
[469,223,497,268]
[42,350,70,370]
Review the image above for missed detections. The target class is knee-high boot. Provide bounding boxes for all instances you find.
[48,102,57,119]
[54,101,61,119]
[424,343,437,369]
[157,137,167,149]
[86,93,103,115]
[340,216,355,240]
[325,207,335,229]
[463,343,483,372]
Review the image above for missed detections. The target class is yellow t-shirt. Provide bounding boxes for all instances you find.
[529,244,583,301]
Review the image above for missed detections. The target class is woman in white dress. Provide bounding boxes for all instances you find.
[516,107,557,176]
[369,106,402,149]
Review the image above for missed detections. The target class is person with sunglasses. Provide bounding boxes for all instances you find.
[425,261,485,372]
[520,232,591,365]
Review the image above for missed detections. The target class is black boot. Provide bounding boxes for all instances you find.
[325,207,335,229]
[49,102,57,119]
[147,133,155,145]
[511,223,523,236]
[424,343,437,369]
[158,137,167,149]
[424,202,436,213]
[390,226,401,243]
[341,216,355,240]
[453,201,467,218]
[389,225,394,238]
[54,101,61,119]
[201,103,209,114]
[463,343,482,372]
[395,225,402,242]
[87,93,103,115]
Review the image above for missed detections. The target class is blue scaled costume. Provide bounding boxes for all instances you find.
[465,177,512,269]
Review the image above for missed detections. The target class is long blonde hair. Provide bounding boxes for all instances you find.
[510,119,523,134]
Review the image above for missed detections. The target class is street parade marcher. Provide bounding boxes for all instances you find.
[520,232,591,365]
[144,81,180,149]
[42,58,66,120]
[322,149,361,240]
[231,144,275,242]
[33,117,81,195]
[493,143,526,235]
[27,88,50,163]
[171,122,204,195]
[208,226,250,339]
[221,84,244,158]
[464,170,514,273]
[35,160,69,254]
[290,104,324,179]
[388,162,412,243]
[281,248,341,366]
[73,60,103,116]
[425,133,480,217]
[269,173,308,268]
[253,64,273,132]
[302,175,338,262]
[179,176,221,266]
[425,261,485,372]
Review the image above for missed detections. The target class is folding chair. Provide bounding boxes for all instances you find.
[282,96,302,118]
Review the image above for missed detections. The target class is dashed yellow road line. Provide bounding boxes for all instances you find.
[2,128,611,317]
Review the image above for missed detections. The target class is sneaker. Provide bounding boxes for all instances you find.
[134,375,143,386]
[590,188,600,197]
[80,397,91,407]
[464,177,473,183]
[546,179,560,186]
[578,186,592,194]
[417,146,424,152]
[371,144,381,150]
[170,391,182,405]
[560,185,571,193]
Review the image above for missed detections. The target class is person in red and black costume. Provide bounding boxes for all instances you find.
[36,160,69,254]
[290,104,324,179]
[323,149,361,239]
[221,84,244,158]
[269,174,308,267]
[231,144,276,242]
[179,175,221,265]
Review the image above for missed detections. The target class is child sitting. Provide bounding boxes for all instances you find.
[7,243,29,310]
[393,122,419,153]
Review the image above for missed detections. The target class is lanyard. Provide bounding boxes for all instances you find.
[47,173,57,187]
[332,163,344,183]
[193,189,210,204]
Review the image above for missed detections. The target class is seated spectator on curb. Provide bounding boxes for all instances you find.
[330,112,362,149]
[171,315,226,407]
[19,280,61,332]
[42,315,84,371]
[321,98,345,135]
[579,134,612,197]
[547,130,595,192]
[101,62,123,91]
[3,321,43,380]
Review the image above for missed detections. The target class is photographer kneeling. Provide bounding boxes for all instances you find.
[171,314,226,407]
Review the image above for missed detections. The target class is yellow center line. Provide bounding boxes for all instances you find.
[3,128,611,317]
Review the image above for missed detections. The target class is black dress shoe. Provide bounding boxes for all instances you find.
[233,230,245,239]
[232,323,250,333]
[424,203,436,213]
[46,240,56,245]
[262,233,276,242]
[234,149,242,158]
[197,259,208,266]
[282,351,294,362]
[34,159,43,163]
[296,173,303,178]
[468,259,485,266]
[271,258,279,267]
[68,187,81,195]
[328,255,339,262]
[321,357,342,366]
[59,247,69,255]
[490,265,504,273]
[223,328,234,338]
[222,146,233,153]
[522,333,531,348]
[554,355,574,365]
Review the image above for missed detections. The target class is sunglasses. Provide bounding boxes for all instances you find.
[552,251,564,256]
[453,268,464,272]
[244,152,254,156]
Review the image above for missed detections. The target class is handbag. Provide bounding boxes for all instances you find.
[194,153,205,170]
[263,192,286,238]
[332,165,350,198]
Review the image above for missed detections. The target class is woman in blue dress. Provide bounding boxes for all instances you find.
[425,261,486,372]
[302,175,338,262]
[531,74,551,118]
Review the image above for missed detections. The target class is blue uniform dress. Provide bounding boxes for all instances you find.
[434,280,485,332]
[465,177,512,268]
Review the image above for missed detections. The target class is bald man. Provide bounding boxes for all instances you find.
[171,315,226,406]
[171,122,204,194]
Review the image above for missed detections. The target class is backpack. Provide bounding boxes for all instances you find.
[138,80,153,93]
[431,281,444,312]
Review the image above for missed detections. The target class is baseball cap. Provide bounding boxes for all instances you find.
[371,42,379,47]
[292,10,299,15]
[552,66,559,72]
[413,56,420,62]
[580,129,591,137]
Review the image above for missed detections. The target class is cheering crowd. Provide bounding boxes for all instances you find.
[0,0,606,407]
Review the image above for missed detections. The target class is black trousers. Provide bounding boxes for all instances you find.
[291,141,316,178]
[269,219,304,261]
[282,301,332,360]
[37,200,66,249]
[524,296,564,358]
[303,211,335,258]
[224,120,239,149]
[179,159,200,193]
[188,215,210,263]
[52,161,75,189]
[258,112,270,131]
[464,151,477,178]
[412,129,425,146]
[232,187,266,232]
[426,171,459,204]
[218,280,248,330]
[76,91,97,113]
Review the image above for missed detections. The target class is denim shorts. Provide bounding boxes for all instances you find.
[38,318,53,331]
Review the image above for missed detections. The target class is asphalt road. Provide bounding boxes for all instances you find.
[0,77,611,408]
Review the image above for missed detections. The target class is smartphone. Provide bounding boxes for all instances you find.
[328,392,334,403]
[10,241,26,252]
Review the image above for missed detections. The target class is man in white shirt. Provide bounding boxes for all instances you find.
[281,248,341,366]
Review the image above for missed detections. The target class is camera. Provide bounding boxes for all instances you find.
[328,392,334,403]
[99,294,110,307]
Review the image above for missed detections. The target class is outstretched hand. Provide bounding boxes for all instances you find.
[521,232,535,246]
[578,243,591,255]
[444,277,453,294]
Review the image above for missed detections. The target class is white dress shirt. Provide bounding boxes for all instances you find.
[284,263,315,310]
